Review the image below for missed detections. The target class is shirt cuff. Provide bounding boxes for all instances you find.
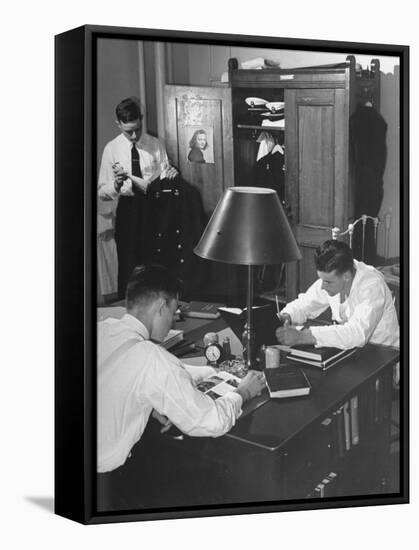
[99,185,119,200]
[309,325,344,348]
[225,390,243,412]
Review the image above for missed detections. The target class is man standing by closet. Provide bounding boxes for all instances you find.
[98,96,178,298]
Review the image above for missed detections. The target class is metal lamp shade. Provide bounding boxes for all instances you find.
[194,187,302,265]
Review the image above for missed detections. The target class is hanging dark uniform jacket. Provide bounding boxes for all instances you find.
[254,149,285,202]
[350,104,387,264]
[142,176,207,299]
[115,175,206,299]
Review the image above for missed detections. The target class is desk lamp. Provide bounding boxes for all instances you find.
[194,187,301,370]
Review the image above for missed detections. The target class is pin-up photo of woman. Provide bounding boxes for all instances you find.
[187,127,214,164]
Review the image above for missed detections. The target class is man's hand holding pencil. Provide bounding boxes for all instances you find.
[275,295,291,327]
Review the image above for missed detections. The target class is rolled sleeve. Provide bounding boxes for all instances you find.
[98,145,119,200]
[182,364,217,383]
[310,283,386,349]
[138,348,242,437]
[282,279,330,325]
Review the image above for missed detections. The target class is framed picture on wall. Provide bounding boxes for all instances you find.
[55,24,409,525]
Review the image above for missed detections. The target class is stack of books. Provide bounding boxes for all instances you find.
[287,345,357,371]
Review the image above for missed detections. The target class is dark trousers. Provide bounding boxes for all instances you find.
[114,192,147,299]
[96,420,221,512]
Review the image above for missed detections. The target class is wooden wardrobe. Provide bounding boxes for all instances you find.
[165,55,381,303]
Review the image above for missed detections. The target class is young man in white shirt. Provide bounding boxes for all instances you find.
[97,97,178,298]
[276,239,399,350]
[97,264,265,510]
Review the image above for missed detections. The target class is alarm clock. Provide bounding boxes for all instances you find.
[204,342,223,364]
[203,332,223,365]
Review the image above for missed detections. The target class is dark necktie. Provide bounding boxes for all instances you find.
[131,144,142,178]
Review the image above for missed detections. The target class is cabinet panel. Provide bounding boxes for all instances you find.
[298,245,318,291]
[165,85,234,215]
[298,103,334,225]
[165,85,240,303]
[285,87,349,298]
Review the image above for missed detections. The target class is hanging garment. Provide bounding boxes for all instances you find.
[97,199,118,300]
[256,131,275,161]
[350,104,387,263]
[141,176,207,300]
[254,149,285,202]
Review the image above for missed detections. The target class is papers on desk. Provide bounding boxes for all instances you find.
[196,371,241,400]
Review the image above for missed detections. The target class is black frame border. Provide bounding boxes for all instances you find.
[55,24,409,525]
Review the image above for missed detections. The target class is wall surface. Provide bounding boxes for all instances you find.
[96,38,140,171]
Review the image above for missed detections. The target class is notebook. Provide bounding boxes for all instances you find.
[287,346,357,371]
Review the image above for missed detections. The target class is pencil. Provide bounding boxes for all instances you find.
[275,295,280,317]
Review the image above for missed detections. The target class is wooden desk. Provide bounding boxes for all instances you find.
[169,317,400,505]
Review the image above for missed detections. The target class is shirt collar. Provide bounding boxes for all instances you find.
[351,259,362,289]
[121,132,148,149]
[121,313,150,340]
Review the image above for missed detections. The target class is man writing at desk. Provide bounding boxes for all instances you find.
[97,264,265,508]
[276,240,399,349]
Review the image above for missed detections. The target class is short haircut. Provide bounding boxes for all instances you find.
[189,129,208,150]
[126,264,182,310]
[115,97,143,123]
[314,240,355,275]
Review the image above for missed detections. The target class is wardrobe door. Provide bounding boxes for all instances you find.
[165,85,234,215]
[285,87,350,298]
[165,85,241,304]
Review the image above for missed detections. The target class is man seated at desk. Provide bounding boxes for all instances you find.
[276,239,399,350]
[97,264,265,507]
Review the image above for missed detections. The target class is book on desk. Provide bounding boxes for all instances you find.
[287,345,357,371]
[180,301,224,319]
[162,329,184,350]
[265,366,311,398]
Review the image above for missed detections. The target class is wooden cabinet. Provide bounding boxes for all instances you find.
[165,56,381,303]
[164,85,239,303]
[164,85,234,215]
[284,85,350,296]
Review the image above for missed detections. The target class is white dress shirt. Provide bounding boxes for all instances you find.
[282,261,399,349]
[98,132,170,200]
[97,314,243,473]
